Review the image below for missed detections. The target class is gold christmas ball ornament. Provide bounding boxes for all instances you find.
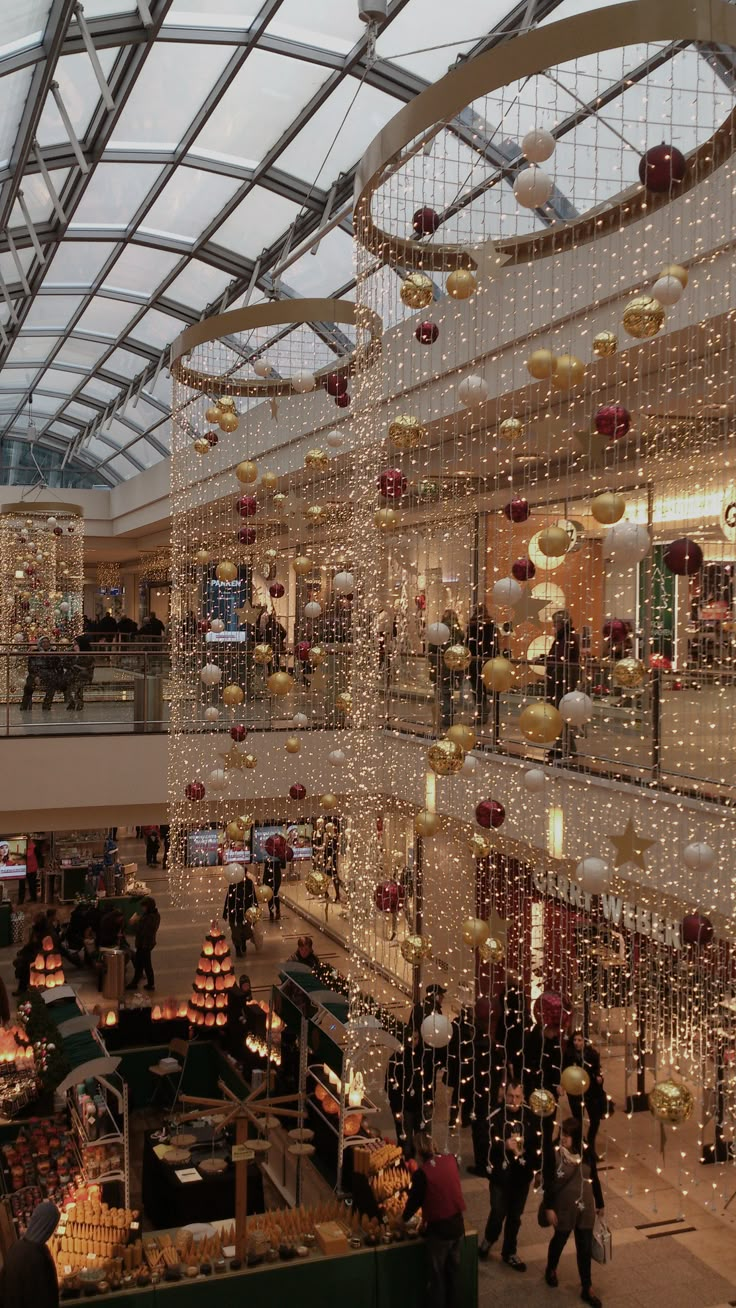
[216,560,238,582]
[219,410,239,433]
[389,414,427,449]
[319,792,338,810]
[273,492,288,510]
[219,395,235,409]
[446,723,477,752]
[293,555,313,575]
[253,643,273,665]
[308,643,327,666]
[592,330,618,358]
[519,701,563,744]
[267,670,294,696]
[623,294,665,339]
[262,547,278,563]
[374,507,399,531]
[235,460,258,484]
[648,1079,694,1124]
[335,690,352,714]
[446,268,477,300]
[443,643,472,672]
[400,933,432,965]
[462,917,489,948]
[529,1088,557,1118]
[538,525,569,558]
[526,348,556,380]
[468,833,492,859]
[306,870,330,896]
[256,883,273,903]
[304,448,330,471]
[612,657,648,690]
[193,437,210,454]
[591,492,626,525]
[260,470,278,490]
[661,263,688,288]
[226,819,247,840]
[194,548,210,565]
[205,404,222,424]
[427,738,465,776]
[478,935,505,965]
[285,736,301,753]
[482,656,514,693]
[400,272,434,309]
[414,810,440,838]
[306,504,328,526]
[561,1065,590,1097]
[499,417,523,441]
[222,684,245,707]
[245,905,262,925]
[551,354,585,390]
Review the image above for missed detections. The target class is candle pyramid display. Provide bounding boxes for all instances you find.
[29,935,65,990]
[187,920,235,1027]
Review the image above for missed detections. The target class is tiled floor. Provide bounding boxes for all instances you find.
[3,837,736,1305]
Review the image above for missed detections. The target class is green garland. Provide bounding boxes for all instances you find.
[16,991,72,1093]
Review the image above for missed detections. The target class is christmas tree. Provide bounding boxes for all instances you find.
[187,921,235,1027]
[29,935,65,990]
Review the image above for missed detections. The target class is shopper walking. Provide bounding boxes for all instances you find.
[64,635,94,710]
[563,1030,608,1158]
[467,603,498,726]
[546,609,580,759]
[223,872,257,958]
[402,1132,465,1308]
[543,1116,605,1306]
[0,1198,60,1308]
[20,636,63,711]
[143,825,160,867]
[428,608,465,731]
[478,1079,540,1270]
[263,855,282,920]
[126,896,160,991]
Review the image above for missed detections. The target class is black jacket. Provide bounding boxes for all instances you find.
[467,616,498,668]
[134,909,160,951]
[545,624,580,704]
[487,1104,541,1185]
[0,1237,59,1308]
[223,878,256,925]
[523,1026,562,1099]
[562,1041,605,1109]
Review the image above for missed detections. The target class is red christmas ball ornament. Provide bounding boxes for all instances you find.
[265,834,288,862]
[378,468,408,500]
[475,799,505,829]
[503,497,530,523]
[230,724,247,742]
[185,781,205,801]
[649,653,672,672]
[638,142,687,193]
[289,783,307,800]
[205,430,219,446]
[534,989,572,1033]
[53,526,63,536]
[373,881,405,912]
[335,392,351,409]
[238,526,256,545]
[511,557,536,582]
[269,581,285,598]
[295,641,312,662]
[415,321,439,345]
[197,618,210,633]
[594,404,630,439]
[235,495,258,517]
[415,593,426,610]
[412,206,441,236]
[602,618,628,643]
[682,911,714,948]
[672,679,684,691]
[325,372,348,397]
[663,537,703,576]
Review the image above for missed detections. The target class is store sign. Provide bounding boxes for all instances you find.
[721,486,736,543]
[532,868,682,951]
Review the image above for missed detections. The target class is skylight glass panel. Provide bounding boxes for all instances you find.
[82,377,123,403]
[190,50,327,170]
[125,396,166,427]
[139,166,241,242]
[0,246,34,288]
[75,297,139,337]
[24,295,84,329]
[43,366,87,390]
[550,116,633,213]
[164,1,259,28]
[125,438,161,468]
[110,41,235,150]
[65,400,99,421]
[614,48,733,154]
[130,307,185,349]
[5,336,62,365]
[81,0,137,15]
[278,81,401,184]
[1,0,52,59]
[37,50,118,148]
[107,453,139,478]
[213,188,301,259]
[24,393,60,415]
[85,435,119,460]
[104,347,147,378]
[43,241,117,284]
[0,69,34,167]
[267,0,363,54]
[376,0,511,79]
[50,420,79,437]
[54,337,110,368]
[165,260,231,310]
[72,164,164,228]
[0,368,37,392]
[286,228,355,298]
[103,243,180,295]
[9,168,71,227]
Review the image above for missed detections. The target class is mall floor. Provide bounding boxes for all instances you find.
[2,837,736,1306]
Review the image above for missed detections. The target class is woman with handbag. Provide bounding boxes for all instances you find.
[542,1116,605,1306]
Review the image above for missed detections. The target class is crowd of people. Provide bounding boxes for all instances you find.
[12,896,161,995]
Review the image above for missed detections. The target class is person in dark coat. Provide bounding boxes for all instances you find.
[467,603,498,725]
[263,856,282,920]
[126,896,160,990]
[478,1079,541,1270]
[543,1116,604,1306]
[20,636,62,711]
[117,615,138,644]
[385,1027,427,1159]
[288,935,319,969]
[428,609,465,731]
[545,609,580,759]
[563,1030,607,1157]
[223,873,256,957]
[0,1198,60,1308]
[64,635,94,710]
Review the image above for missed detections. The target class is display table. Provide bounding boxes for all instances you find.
[141,1127,265,1229]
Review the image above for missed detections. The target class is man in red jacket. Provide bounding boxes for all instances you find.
[403,1132,465,1308]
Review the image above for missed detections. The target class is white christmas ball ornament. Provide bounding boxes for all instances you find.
[522,127,555,164]
[427,622,450,646]
[204,706,220,722]
[59,601,70,614]
[522,767,546,794]
[513,165,553,208]
[304,601,322,619]
[208,767,228,791]
[559,690,594,727]
[575,856,609,895]
[210,618,225,633]
[652,275,683,307]
[47,516,58,528]
[334,570,354,594]
[682,841,716,873]
[326,431,345,448]
[460,753,477,777]
[457,375,489,407]
[328,748,347,766]
[200,662,223,686]
[13,631,24,644]
[224,862,245,883]
[253,358,272,378]
[292,371,316,394]
[603,521,651,566]
[292,712,309,728]
[421,1013,453,1049]
[492,577,522,607]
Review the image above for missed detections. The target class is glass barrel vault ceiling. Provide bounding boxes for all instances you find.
[0,0,733,485]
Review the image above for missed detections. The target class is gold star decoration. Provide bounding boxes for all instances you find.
[469,239,512,283]
[511,589,548,628]
[221,743,250,771]
[234,601,261,626]
[608,818,658,871]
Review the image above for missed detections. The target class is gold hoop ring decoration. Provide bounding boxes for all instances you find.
[353,0,736,272]
[171,299,383,396]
